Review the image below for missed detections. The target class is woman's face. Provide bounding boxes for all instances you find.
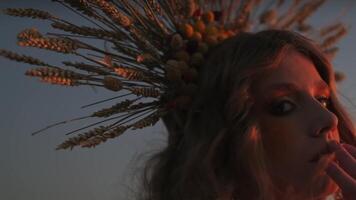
[250,49,340,197]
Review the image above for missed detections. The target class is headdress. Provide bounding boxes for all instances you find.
[0,0,348,150]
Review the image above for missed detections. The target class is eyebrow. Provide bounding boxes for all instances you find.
[266,80,330,96]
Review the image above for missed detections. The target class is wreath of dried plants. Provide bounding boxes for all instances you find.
[0,0,349,150]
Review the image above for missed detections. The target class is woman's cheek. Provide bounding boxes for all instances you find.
[262,124,295,164]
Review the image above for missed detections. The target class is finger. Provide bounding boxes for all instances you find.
[328,141,356,178]
[325,161,356,192]
[342,143,356,159]
[328,140,340,152]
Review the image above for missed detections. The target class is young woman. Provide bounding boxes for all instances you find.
[140,30,356,200]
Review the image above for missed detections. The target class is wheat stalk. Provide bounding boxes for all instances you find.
[18,37,80,54]
[56,125,130,150]
[90,0,132,28]
[0,49,52,67]
[321,25,348,49]
[4,8,55,20]
[91,99,135,117]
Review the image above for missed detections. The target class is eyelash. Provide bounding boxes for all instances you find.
[270,96,331,116]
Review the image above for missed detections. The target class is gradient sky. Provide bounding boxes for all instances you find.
[0,1,355,200]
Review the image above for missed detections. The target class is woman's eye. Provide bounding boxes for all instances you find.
[317,96,331,108]
[270,100,295,116]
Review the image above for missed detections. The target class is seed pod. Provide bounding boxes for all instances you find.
[197,42,209,54]
[179,82,198,96]
[174,50,190,63]
[180,23,194,38]
[226,30,236,37]
[202,11,215,23]
[170,33,184,50]
[194,20,206,33]
[205,35,218,46]
[182,67,198,82]
[175,95,192,110]
[165,63,182,81]
[192,32,202,42]
[103,76,123,91]
[185,0,197,17]
[177,61,190,72]
[166,59,181,68]
[217,31,229,42]
[206,24,218,36]
[190,52,204,67]
[186,40,199,54]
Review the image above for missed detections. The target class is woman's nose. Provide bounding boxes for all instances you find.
[310,101,338,138]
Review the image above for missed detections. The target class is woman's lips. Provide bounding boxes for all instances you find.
[309,154,328,163]
[309,146,333,163]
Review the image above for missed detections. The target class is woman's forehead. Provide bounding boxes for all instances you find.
[250,49,328,97]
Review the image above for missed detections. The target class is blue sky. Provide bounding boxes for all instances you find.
[0,1,355,200]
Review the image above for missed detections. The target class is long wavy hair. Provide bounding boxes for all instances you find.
[137,30,356,200]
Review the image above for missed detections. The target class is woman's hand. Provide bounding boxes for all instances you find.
[325,141,356,199]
